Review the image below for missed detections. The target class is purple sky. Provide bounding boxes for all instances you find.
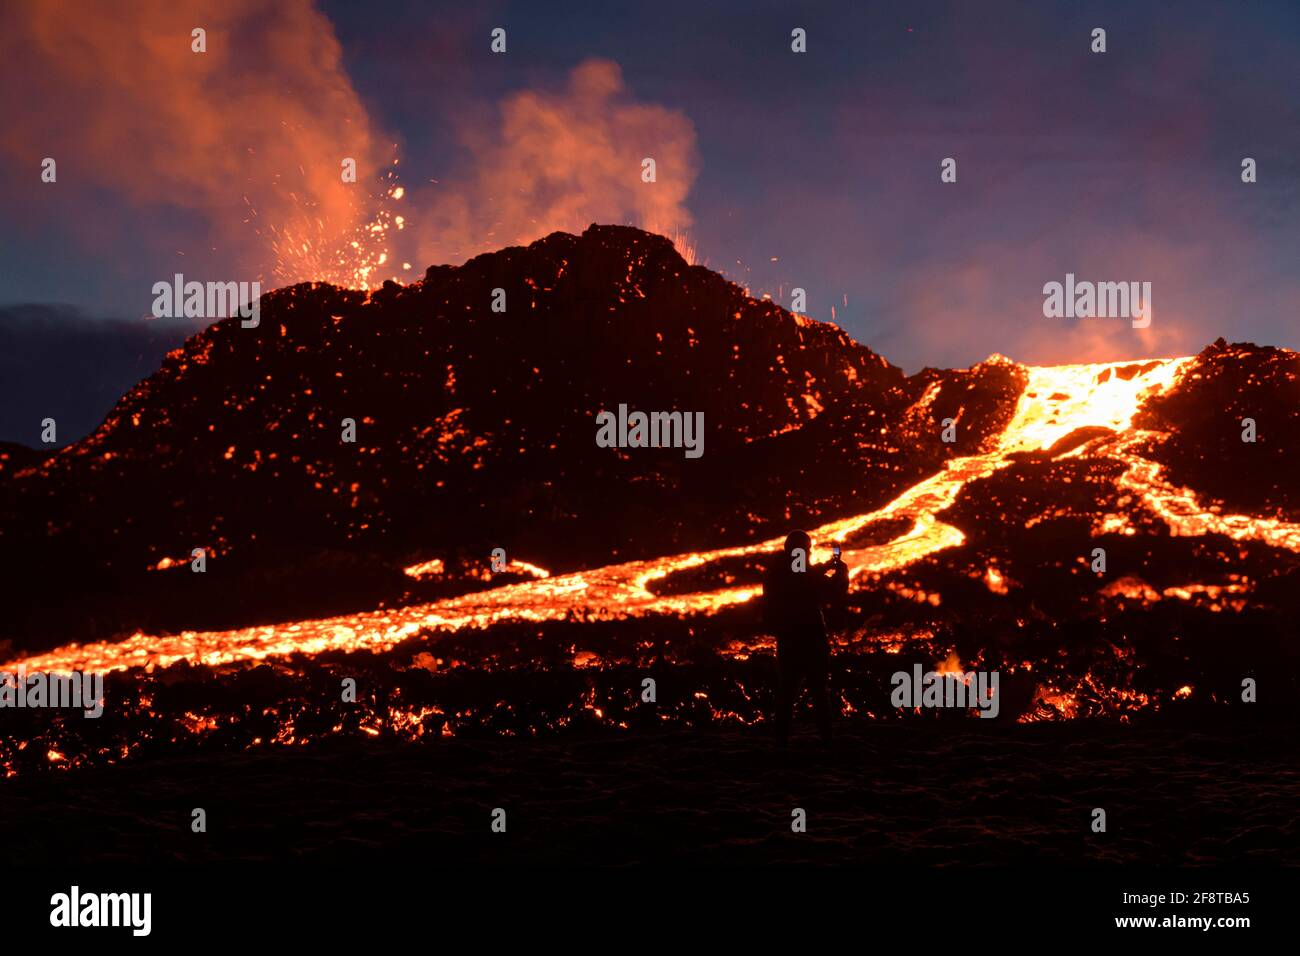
[1,0,1296,443]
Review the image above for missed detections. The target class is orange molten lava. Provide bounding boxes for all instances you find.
[8,355,1300,678]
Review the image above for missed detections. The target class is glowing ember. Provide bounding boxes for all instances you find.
[984,566,1009,595]
[254,162,406,290]
[934,650,966,677]
[404,558,445,580]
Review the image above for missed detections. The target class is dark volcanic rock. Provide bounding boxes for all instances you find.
[0,441,52,475]
[0,226,1019,649]
[1134,339,1300,519]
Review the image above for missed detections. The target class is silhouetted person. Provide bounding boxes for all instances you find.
[762,530,849,746]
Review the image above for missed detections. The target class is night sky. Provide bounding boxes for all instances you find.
[1,0,1297,444]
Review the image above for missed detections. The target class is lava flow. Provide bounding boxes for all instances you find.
[10,353,1298,680]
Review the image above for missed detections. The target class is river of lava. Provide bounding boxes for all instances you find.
[7,355,1300,701]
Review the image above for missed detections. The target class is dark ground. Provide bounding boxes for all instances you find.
[4,718,1295,866]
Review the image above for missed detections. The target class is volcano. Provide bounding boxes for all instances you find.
[2,226,1299,779]
[0,224,1024,649]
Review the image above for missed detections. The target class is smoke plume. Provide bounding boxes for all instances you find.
[0,0,386,286]
[409,59,699,266]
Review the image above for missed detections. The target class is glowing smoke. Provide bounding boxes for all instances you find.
[0,2,698,289]
[408,59,699,265]
[0,0,387,286]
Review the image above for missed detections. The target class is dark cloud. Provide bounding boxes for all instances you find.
[0,306,202,446]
